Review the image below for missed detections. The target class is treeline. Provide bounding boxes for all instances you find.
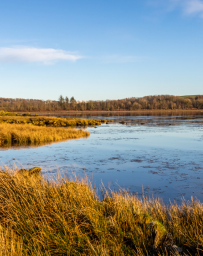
[0,95,203,112]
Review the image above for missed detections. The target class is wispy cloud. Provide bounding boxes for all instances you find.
[179,0,203,15]
[101,55,146,63]
[148,0,203,17]
[0,47,83,64]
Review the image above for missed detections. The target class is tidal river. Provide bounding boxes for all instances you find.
[1,113,203,204]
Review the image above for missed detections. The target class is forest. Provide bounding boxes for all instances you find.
[0,95,203,112]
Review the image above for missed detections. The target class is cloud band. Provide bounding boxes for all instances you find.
[0,47,82,64]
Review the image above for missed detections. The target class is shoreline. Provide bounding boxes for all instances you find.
[13,109,203,115]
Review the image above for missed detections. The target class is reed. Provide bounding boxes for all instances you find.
[0,116,102,127]
[0,167,202,255]
[0,123,90,147]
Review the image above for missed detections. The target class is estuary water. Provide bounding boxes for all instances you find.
[1,113,203,204]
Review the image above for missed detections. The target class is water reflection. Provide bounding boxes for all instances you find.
[38,110,203,118]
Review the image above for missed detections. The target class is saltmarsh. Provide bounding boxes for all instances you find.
[0,168,202,256]
[0,123,90,147]
[0,115,103,127]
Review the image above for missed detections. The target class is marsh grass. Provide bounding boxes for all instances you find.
[0,168,202,255]
[0,110,19,116]
[0,123,90,147]
[0,116,102,127]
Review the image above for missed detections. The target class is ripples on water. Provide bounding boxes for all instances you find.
[1,113,203,204]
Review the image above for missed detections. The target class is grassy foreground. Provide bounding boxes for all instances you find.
[0,115,104,127]
[0,168,202,255]
[0,123,90,147]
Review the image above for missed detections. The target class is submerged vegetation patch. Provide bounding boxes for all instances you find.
[0,123,90,147]
[0,168,202,255]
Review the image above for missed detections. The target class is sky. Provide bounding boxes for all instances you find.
[0,0,203,101]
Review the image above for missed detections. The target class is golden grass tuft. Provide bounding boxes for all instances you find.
[0,123,90,147]
[0,226,23,256]
[0,110,19,116]
[0,168,202,255]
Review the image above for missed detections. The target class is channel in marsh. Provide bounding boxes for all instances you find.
[1,113,203,204]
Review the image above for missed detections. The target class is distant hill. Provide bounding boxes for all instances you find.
[181,95,200,98]
[0,95,203,112]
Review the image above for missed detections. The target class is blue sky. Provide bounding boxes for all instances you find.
[0,0,203,101]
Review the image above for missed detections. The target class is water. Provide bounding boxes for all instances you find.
[1,114,203,204]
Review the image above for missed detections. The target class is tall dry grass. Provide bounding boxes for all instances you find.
[0,167,202,255]
[0,123,90,147]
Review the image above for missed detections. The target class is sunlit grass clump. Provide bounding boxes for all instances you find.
[0,167,202,255]
[0,123,90,147]
[0,110,19,116]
